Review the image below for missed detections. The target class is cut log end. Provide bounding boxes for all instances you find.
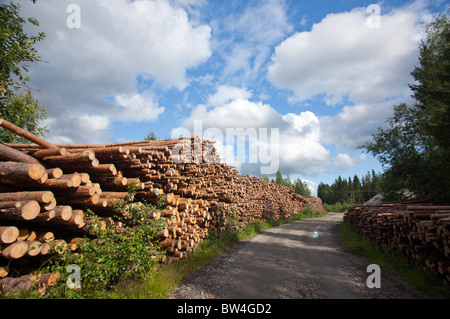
[1,241,28,259]
[22,200,41,220]
[0,226,19,244]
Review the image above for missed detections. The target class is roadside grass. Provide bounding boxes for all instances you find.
[340,222,450,299]
[106,207,327,299]
[323,202,353,213]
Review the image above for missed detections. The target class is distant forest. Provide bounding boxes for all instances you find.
[317,170,382,207]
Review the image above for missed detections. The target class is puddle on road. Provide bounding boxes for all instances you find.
[311,231,319,238]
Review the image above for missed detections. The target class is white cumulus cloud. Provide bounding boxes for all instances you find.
[114,93,165,122]
[18,0,211,143]
[174,85,364,176]
[268,5,424,105]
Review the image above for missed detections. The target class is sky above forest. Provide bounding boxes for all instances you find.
[15,0,449,195]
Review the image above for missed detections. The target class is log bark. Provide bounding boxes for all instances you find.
[32,209,55,223]
[0,143,41,164]
[0,191,54,204]
[29,148,67,158]
[53,205,73,222]
[0,274,47,295]
[46,167,63,179]
[0,119,58,149]
[42,150,95,164]
[0,200,41,221]
[0,161,46,182]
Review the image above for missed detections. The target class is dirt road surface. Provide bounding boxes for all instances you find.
[170,212,431,299]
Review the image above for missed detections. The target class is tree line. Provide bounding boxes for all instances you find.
[317,170,382,206]
[261,170,312,198]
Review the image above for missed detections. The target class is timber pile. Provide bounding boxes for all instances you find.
[344,200,450,285]
[0,118,323,293]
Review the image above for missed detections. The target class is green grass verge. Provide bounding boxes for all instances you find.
[340,222,450,299]
[323,202,353,213]
[106,208,327,299]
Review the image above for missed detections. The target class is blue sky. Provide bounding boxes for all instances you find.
[16,0,448,195]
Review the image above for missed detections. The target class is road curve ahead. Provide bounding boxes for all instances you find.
[171,213,430,299]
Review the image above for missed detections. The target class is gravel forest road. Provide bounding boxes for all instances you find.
[170,213,431,299]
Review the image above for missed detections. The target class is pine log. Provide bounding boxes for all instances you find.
[55,185,96,197]
[25,240,42,257]
[36,232,55,242]
[53,205,73,222]
[1,241,28,259]
[0,200,41,221]
[41,150,95,164]
[39,272,60,286]
[0,201,23,209]
[28,147,67,158]
[43,178,74,188]
[63,194,99,206]
[0,143,41,164]
[67,146,127,156]
[0,266,9,278]
[0,226,19,244]
[36,172,48,184]
[46,167,63,179]
[43,198,57,211]
[0,275,45,294]
[0,119,58,149]
[39,242,51,255]
[0,161,46,183]
[32,209,56,222]
[59,173,82,187]
[0,191,54,204]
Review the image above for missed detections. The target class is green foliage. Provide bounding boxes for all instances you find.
[144,131,157,141]
[318,170,382,205]
[323,202,352,213]
[293,178,311,198]
[410,14,450,155]
[37,183,167,298]
[260,175,270,182]
[289,206,326,221]
[0,1,46,95]
[0,2,48,143]
[0,89,48,143]
[270,170,311,198]
[362,15,450,201]
[363,103,431,199]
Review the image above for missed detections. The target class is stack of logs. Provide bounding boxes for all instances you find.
[344,200,450,285]
[0,119,322,292]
